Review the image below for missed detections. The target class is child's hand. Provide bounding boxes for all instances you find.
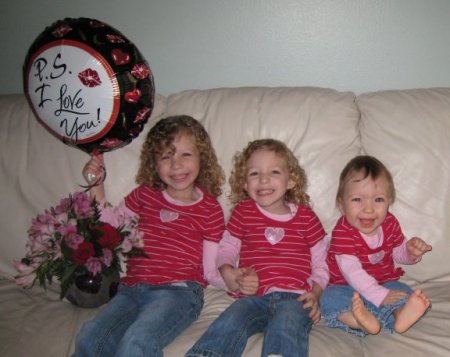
[219,264,243,292]
[82,153,105,184]
[406,237,432,260]
[381,290,408,306]
[236,267,259,296]
[298,291,321,325]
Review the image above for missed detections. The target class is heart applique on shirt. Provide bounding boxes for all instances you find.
[264,227,285,245]
[160,209,179,223]
[368,250,385,264]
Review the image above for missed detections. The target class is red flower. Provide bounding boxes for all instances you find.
[72,242,95,266]
[96,223,122,250]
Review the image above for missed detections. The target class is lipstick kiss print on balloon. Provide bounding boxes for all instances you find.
[124,88,142,103]
[23,17,155,154]
[78,68,102,87]
[111,48,130,65]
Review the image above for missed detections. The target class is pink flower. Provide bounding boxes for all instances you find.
[72,192,94,218]
[64,231,84,250]
[101,248,113,267]
[85,257,102,276]
[14,260,38,288]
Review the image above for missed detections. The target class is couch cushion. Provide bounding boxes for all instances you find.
[356,88,450,283]
[167,87,361,234]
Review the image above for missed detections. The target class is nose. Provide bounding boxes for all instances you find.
[259,173,269,183]
[170,156,182,169]
[363,201,374,213]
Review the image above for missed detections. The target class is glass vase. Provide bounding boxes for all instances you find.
[64,270,120,308]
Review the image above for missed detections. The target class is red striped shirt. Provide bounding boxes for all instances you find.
[121,185,225,286]
[227,199,325,296]
[327,213,404,285]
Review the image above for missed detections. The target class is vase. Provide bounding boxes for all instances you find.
[64,270,120,308]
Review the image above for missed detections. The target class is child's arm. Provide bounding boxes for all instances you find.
[299,281,323,325]
[308,238,329,291]
[203,240,228,290]
[300,238,329,325]
[393,237,432,264]
[336,254,389,307]
[216,231,259,295]
[82,153,106,201]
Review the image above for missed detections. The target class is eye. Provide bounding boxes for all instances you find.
[375,197,385,203]
[248,171,259,177]
[159,152,172,161]
[182,152,192,157]
[351,197,361,203]
[271,170,281,175]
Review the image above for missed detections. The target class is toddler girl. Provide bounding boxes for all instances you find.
[320,155,431,336]
[186,138,329,357]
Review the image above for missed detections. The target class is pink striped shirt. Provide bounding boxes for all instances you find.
[101,185,225,287]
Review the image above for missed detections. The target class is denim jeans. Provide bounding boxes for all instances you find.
[185,291,313,357]
[74,282,204,357]
[320,281,413,336]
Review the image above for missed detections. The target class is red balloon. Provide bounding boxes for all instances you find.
[23,18,155,153]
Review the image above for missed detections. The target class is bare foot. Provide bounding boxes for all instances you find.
[394,289,430,333]
[352,292,381,334]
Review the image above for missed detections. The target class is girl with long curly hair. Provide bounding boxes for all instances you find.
[75,115,226,357]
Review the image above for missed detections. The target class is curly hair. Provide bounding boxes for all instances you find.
[135,115,225,197]
[228,138,310,206]
[336,155,396,204]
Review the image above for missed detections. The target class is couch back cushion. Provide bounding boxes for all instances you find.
[167,87,361,233]
[357,88,450,283]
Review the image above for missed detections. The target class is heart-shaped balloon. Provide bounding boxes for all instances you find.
[23,17,155,154]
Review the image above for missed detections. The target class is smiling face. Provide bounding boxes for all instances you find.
[244,149,295,214]
[156,132,200,202]
[338,171,392,236]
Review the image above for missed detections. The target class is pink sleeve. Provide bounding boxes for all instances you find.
[308,238,329,290]
[216,231,241,268]
[203,240,228,290]
[393,239,421,264]
[336,254,389,307]
[98,199,137,226]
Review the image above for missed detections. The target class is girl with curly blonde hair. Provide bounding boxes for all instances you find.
[187,138,329,357]
[76,115,226,357]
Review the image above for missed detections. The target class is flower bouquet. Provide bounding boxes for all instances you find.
[15,191,145,301]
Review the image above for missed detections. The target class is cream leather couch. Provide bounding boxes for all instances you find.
[1,87,449,356]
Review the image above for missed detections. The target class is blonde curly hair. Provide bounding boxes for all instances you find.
[228,138,310,206]
[136,115,225,197]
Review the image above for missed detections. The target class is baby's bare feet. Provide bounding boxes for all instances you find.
[352,292,380,334]
[394,289,430,333]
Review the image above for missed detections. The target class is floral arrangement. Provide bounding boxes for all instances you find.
[14,191,145,298]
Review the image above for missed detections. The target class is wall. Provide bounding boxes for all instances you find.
[2,0,450,96]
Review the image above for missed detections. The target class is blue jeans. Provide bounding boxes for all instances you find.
[74,282,204,357]
[320,281,413,336]
[185,292,313,357]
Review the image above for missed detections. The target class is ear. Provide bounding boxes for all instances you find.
[287,177,295,190]
[337,198,345,215]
